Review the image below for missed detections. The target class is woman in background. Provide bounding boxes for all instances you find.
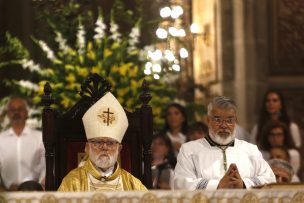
[251,89,301,148]
[163,103,188,155]
[259,120,300,178]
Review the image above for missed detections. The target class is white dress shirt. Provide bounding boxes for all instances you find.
[173,138,276,190]
[0,127,45,189]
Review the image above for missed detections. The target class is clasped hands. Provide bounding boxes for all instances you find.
[217,163,245,189]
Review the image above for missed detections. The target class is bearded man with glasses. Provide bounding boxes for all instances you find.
[173,96,275,190]
[58,93,147,191]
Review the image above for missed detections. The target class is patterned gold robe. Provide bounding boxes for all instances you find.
[58,159,147,192]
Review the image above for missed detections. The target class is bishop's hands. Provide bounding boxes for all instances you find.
[218,163,245,189]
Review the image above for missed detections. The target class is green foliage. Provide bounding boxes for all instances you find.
[0,33,30,68]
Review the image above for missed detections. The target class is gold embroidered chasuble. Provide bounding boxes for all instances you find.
[58,159,147,192]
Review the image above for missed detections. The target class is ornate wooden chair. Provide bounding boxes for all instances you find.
[42,74,153,190]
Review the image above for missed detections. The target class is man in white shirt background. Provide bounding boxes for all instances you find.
[174,96,276,190]
[0,97,45,191]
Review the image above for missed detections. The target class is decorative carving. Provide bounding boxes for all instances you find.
[80,74,111,102]
[191,192,208,203]
[240,192,259,203]
[2,191,304,202]
[40,194,58,203]
[277,0,304,57]
[42,82,54,109]
[89,193,108,203]
[270,0,304,75]
[140,79,152,106]
[0,196,5,203]
[42,82,56,191]
[140,193,159,203]
[139,79,153,188]
[64,73,111,119]
[291,192,304,203]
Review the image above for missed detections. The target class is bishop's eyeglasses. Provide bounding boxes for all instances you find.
[88,140,119,149]
[209,116,236,126]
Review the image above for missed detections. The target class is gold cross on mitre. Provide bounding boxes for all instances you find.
[98,108,115,126]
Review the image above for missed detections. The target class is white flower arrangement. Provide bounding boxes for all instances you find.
[0,2,183,131]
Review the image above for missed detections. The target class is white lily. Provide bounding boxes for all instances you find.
[38,40,57,61]
[94,16,106,40]
[109,22,121,42]
[18,80,39,91]
[128,27,140,46]
[21,59,41,72]
[127,27,140,54]
[55,31,70,54]
[77,24,86,54]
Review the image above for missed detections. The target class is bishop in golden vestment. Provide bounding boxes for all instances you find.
[58,92,147,191]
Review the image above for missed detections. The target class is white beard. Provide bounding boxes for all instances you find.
[89,147,119,171]
[209,128,236,145]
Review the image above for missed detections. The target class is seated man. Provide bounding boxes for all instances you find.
[58,92,147,191]
[174,96,276,190]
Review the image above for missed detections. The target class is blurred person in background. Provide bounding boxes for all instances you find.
[0,97,45,191]
[163,103,188,155]
[186,122,208,142]
[251,89,301,148]
[268,159,294,183]
[259,120,300,179]
[151,133,176,189]
[17,180,44,191]
[269,146,290,161]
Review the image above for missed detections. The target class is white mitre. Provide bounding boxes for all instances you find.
[82,92,128,143]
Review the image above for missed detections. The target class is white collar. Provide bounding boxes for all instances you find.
[8,126,30,136]
[98,166,115,177]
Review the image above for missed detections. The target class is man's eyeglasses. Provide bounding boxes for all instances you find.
[88,140,119,149]
[209,116,236,126]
